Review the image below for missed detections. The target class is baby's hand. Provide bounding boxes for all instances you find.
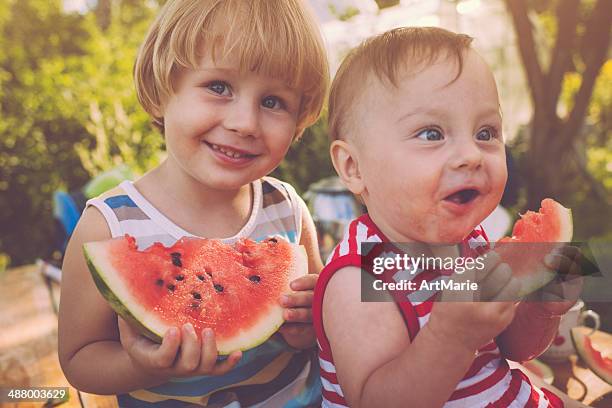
[528,245,583,315]
[278,274,318,349]
[428,252,521,352]
[118,318,242,378]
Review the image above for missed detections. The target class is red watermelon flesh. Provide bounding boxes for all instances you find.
[84,235,307,354]
[571,327,612,385]
[493,199,573,297]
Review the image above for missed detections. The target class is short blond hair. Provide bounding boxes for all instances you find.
[134,0,329,137]
[328,27,473,141]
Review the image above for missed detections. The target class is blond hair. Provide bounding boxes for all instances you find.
[134,0,329,137]
[328,27,473,140]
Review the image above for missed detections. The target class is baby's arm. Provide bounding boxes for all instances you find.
[324,264,520,408]
[58,208,169,393]
[497,246,583,362]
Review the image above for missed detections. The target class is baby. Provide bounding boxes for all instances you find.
[313,27,584,407]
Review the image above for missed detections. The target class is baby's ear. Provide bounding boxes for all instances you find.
[330,139,365,195]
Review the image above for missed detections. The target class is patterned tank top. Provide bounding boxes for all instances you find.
[312,214,564,408]
[86,177,321,408]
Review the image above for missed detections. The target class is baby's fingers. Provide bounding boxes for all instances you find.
[139,327,180,369]
[544,252,580,277]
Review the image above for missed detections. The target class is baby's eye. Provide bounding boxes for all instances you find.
[416,128,444,141]
[207,81,230,96]
[261,96,284,110]
[475,127,498,141]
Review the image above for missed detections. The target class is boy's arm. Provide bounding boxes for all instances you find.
[323,267,477,408]
[58,208,169,394]
[278,204,322,349]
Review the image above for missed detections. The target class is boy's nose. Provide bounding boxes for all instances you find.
[450,139,483,170]
[224,100,260,138]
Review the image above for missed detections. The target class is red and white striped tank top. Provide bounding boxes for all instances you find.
[312,214,563,408]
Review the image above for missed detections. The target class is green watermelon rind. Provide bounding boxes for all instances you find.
[84,240,308,355]
[571,327,612,385]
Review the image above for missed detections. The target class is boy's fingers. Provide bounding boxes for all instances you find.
[199,328,218,373]
[279,323,313,338]
[280,291,313,308]
[283,308,312,323]
[117,317,137,347]
[150,327,180,368]
[176,323,201,372]
[211,351,242,376]
[479,263,512,301]
[290,274,318,291]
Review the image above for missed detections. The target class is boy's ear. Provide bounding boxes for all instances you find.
[330,139,365,195]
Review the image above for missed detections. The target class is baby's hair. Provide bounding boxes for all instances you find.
[328,26,473,141]
[134,0,329,138]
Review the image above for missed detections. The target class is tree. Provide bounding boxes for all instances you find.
[504,0,611,212]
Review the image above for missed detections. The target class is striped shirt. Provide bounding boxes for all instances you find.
[87,177,321,407]
[312,214,563,408]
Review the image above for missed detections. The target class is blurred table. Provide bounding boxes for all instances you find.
[0,264,118,408]
[514,328,612,407]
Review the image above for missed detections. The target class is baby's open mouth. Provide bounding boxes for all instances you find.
[444,189,480,205]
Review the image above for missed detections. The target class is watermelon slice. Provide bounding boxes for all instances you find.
[84,235,307,354]
[493,198,573,297]
[522,358,554,384]
[571,327,612,385]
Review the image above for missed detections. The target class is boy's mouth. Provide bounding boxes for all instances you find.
[443,188,480,205]
[203,141,259,160]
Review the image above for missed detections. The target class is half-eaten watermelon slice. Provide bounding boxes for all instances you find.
[84,235,307,354]
[493,198,573,297]
[522,358,554,384]
[571,327,612,385]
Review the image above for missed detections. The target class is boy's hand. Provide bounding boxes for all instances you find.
[428,252,521,352]
[278,274,318,350]
[118,318,242,378]
[528,245,583,316]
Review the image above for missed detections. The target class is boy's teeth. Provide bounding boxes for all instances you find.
[210,143,246,158]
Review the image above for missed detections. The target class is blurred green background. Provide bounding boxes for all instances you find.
[0,0,610,270]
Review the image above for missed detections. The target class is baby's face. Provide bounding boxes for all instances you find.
[352,49,507,243]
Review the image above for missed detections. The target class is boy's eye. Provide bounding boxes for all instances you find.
[475,127,498,141]
[207,81,230,96]
[262,96,283,110]
[416,128,444,141]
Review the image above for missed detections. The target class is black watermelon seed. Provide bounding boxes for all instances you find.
[214,284,224,293]
[171,252,181,258]
[175,275,184,281]
[192,292,201,300]
[171,257,182,267]
[197,274,205,281]
[155,279,164,286]
[249,275,261,283]
[167,283,175,291]
[268,237,278,243]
